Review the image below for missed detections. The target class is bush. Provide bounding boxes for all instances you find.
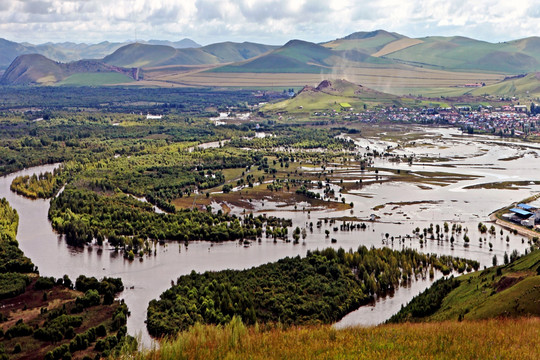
[5,321,33,338]
[0,273,29,300]
[75,289,100,308]
[34,276,56,290]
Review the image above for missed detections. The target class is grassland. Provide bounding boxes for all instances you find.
[127,64,504,95]
[57,72,135,86]
[134,316,540,360]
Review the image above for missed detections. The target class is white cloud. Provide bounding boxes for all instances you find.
[0,0,538,44]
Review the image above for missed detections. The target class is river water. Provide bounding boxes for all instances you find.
[0,127,537,346]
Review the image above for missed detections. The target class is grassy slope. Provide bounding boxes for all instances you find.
[137,317,540,360]
[57,72,134,86]
[394,249,540,322]
[432,249,540,321]
[322,30,404,53]
[383,36,540,73]
[469,73,540,97]
[212,40,334,74]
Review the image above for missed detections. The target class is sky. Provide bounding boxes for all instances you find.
[1,0,539,45]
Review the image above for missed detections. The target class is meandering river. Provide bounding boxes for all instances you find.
[1,127,537,346]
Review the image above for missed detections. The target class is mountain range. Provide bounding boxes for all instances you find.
[0,37,201,70]
[3,30,540,93]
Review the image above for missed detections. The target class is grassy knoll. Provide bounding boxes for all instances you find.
[134,316,540,360]
[390,249,540,323]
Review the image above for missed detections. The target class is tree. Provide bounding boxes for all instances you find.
[492,255,498,266]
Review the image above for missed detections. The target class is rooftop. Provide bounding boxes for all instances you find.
[509,208,533,217]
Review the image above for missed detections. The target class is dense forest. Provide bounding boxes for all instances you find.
[147,246,479,337]
[49,187,291,254]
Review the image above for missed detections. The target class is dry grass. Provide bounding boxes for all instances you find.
[372,38,425,57]
[119,65,504,92]
[135,317,540,360]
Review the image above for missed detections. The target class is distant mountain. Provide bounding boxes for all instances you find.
[0,54,137,85]
[0,38,202,70]
[0,38,38,69]
[146,38,201,48]
[103,42,277,68]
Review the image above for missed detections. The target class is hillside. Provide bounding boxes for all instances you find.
[381,36,540,73]
[212,39,390,74]
[468,72,540,97]
[390,249,540,323]
[322,29,406,54]
[0,38,39,70]
[263,79,399,112]
[0,54,136,85]
[103,42,276,68]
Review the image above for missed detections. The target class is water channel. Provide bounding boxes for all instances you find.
[0,127,537,346]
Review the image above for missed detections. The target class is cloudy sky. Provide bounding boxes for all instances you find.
[1,0,539,45]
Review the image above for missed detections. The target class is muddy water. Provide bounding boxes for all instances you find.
[0,127,537,346]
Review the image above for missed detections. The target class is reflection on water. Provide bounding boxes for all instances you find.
[0,127,538,347]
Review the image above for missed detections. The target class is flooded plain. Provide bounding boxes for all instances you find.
[0,126,538,346]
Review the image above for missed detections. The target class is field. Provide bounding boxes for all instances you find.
[57,72,135,86]
[135,316,540,360]
[122,65,504,95]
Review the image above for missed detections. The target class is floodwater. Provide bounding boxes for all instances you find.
[0,126,537,347]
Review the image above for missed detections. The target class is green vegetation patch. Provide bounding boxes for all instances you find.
[390,249,540,322]
[147,246,479,337]
[57,72,135,86]
[0,273,30,300]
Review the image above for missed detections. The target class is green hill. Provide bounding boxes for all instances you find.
[103,42,276,68]
[468,72,540,97]
[390,249,540,323]
[201,41,277,62]
[323,29,405,53]
[212,40,336,73]
[263,79,399,112]
[0,54,137,85]
[382,36,540,73]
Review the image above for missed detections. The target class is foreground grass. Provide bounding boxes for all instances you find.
[133,317,540,360]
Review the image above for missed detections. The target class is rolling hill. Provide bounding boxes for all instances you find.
[0,38,202,70]
[103,42,277,68]
[211,39,392,74]
[380,36,540,73]
[0,54,136,85]
[322,30,407,54]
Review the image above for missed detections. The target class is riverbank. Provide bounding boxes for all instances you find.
[489,193,540,239]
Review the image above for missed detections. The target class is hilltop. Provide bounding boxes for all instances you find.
[263,79,399,112]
